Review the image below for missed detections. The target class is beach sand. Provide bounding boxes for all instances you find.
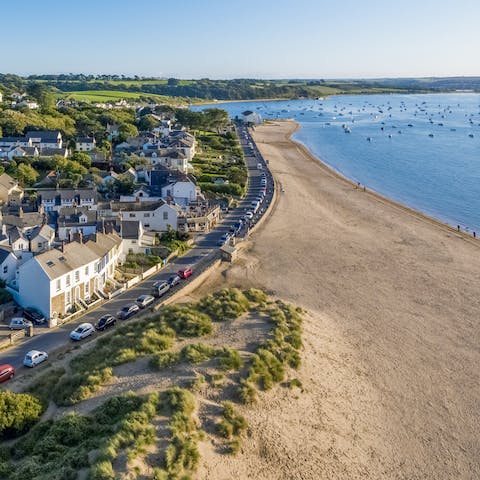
[196,120,479,479]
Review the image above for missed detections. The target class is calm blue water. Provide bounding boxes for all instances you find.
[193,94,480,231]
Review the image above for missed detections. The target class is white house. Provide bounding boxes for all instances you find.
[15,233,122,319]
[242,110,262,124]
[0,137,32,148]
[161,178,198,207]
[142,149,189,173]
[0,246,19,283]
[7,146,39,160]
[39,188,96,212]
[25,130,63,148]
[75,137,96,151]
[111,200,181,231]
[119,186,161,203]
[119,220,154,256]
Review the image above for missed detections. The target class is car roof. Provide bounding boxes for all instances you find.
[78,323,92,328]
[26,350,43,355]
[0,364,13,370]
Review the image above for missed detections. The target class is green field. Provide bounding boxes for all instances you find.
[62,89,186,105]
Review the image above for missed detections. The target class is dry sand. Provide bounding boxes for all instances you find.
[196,120,480,479]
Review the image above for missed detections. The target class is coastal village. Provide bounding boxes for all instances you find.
[0,92,256,324]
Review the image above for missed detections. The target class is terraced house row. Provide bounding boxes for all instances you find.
[9,232,122,319]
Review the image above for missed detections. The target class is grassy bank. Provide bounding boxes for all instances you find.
[0,288,304,479]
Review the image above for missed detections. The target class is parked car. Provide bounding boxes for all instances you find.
[9,317,33,330]
[23,307,46,325]
[136,294,155,309]
[95,315,116,331]
[70,322,95,341]
[0,364,15,383]
[168,274,181,286]
[178,267,193,279]
[151,281,170,298]
[23,350,48,368]
[245,211,254,220]
[118,303,140,320]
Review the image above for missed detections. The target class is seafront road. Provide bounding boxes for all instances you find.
[0,123,274,374]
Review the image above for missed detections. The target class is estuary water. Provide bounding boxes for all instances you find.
[193,93,480,232]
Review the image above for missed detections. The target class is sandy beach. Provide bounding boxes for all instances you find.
[196,120,480,479]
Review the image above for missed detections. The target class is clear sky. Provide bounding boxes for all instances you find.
[3,0,479,78]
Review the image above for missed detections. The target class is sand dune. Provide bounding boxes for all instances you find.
[197,120,479,479]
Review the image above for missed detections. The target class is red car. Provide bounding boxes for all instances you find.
[178,267,193,279]
[0,364,15,383]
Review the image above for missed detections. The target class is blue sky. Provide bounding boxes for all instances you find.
[3,0,479,78]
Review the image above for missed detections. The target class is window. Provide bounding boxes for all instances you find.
[65,290,71,305]
[144,224,150,228]
[85,282,89,294]
[143,213,150,217]
[129,213,135,218]
[56,279,61,291]
[163,212,168,220]
[37,242,43,249]
[66,275,71,286]
[85,266,89,275]
[75,270,80,283]
[3,266,7,274]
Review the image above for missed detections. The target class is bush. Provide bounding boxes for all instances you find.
[243,288,267,304]
[0,391,43,439]
[238,379,257,404]
[197,288,250,322]
[27,367,66,407]
[150,351,180,370]
[180,344,218,364]
[159,305,212,337]
[218,348,243,371]
[217,401,247,443]
[89,460,115,480]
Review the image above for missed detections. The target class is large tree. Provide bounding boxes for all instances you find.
[16,163,39,186]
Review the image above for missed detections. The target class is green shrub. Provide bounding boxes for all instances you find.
[181,343,219,364]
[139,330,174,354]
[150,351,180,370]
[159,305,212,337]
[93,392,144,426]
[0,391,43,439]
[89,460,115,480]
[218,348,243,371]
[289,378,303,389]
[197,288,250,322]
[53,367,113,406]
[243,288,268,304]
[217,401,247,453]
[238,379,257,404]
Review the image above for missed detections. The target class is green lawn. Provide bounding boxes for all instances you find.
[62,90,184,105]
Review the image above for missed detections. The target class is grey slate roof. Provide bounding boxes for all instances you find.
[0,246,13,264]
[25,130,61,140]
[58,207,98,225]
[120,221,141,239]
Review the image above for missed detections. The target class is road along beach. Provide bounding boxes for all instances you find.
[195,120,480,479]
